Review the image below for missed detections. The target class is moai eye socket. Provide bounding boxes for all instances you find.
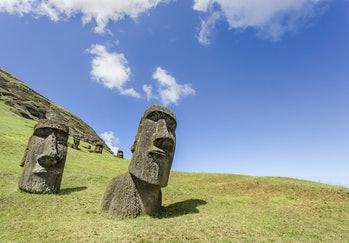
[56,132,68,145]
[34,128,68,145]
[34,128,54,139]
[146,111,177,131]
[166,119,177,132]
[146,111,163,122]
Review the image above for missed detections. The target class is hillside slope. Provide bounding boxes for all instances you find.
[0,101,348,242]
[0,69,111,153]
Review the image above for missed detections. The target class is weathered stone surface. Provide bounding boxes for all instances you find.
[116,150,124,159]
[102,173,162,218]
[102,105,176,218]
[18,120,69,194]
[72,135,80,149]
[95,143,103,153]
[129,105,176,187]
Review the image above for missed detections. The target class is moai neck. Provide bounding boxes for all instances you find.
[132,174,162,216]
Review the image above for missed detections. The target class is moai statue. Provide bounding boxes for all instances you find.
[18,120,69,194]
[72,135,80,149]
[95,143,104,153]
[102,105,176,218]
[116,150,124,159]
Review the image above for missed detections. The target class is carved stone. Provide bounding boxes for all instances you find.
[116,150,124,159]
[95,143,103,153]
[72,135,80,149]
[102,105,176,217]
[18,120,69,194]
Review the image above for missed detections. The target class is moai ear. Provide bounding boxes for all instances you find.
[131,142,135,153]
[19,148,28,167]
[20,137,31,167]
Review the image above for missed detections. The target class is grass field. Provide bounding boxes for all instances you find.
[0,101,348,242]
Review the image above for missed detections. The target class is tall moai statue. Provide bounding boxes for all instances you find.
[102,105,177,217]
[18,120,69,194]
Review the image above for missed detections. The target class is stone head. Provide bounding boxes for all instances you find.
[19,120,69,193]
[73,135,80,148]
[128,105,176,187]
[95,143,103,153]
[116,150,124,159]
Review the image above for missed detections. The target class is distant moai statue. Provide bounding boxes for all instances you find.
[95,143,104,153]
[116,150,124,159]
[72,135,80,149]
[102,105,176,218]
[18,120,69,194]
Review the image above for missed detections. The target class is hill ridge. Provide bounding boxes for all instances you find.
[0,68,112,153]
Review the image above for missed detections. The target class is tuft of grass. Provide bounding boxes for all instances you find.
[0,101,348,242]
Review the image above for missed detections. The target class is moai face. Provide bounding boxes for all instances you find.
[95,144,103,153]
[129,105,176,187]
[73,135,80,148]
[19,120,69,193]
[116,150,124,159]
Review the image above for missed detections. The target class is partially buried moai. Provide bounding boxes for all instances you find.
[102,105,176,218]
[95,143,103,153]
[116,150,124,159]
[72,135,80,149]
[18,120,69,194]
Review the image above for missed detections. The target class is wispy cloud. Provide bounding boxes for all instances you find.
[100,131,119,155]
[197,11,222,46]
[87,44,141,98]
[193,0,328,45]
[0,0,168,33]
[151,67,196,106]
[0,0,34,15]
[142,84,153,101]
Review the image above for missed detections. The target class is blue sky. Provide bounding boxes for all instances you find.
[0,0,348,187]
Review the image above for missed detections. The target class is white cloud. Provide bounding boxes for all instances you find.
[0,0,167,33]
[142,84,153,101]
[100,131,119,155]
[152,67,195,106]
[197,11,222,46]
[193,0,328,44]
[87,44,141,98]
[0,0,35,15]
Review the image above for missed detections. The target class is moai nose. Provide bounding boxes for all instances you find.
[37,133,58,167]
[157,119,170,137]
[154,119,175,153]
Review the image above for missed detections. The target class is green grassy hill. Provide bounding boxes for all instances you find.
[0,100,348,242]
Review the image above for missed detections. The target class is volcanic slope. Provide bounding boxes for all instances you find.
[0,100,348,242]
[0,69,111,152]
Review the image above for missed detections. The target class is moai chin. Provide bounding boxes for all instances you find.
[18,120,69,194]
[102,105,177,218]
[116,150,124,159]
[95,143,103,153]
[72,135,80,149]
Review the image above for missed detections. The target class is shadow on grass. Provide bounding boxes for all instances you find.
[158,199,207,218]
[59,186,87,195]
